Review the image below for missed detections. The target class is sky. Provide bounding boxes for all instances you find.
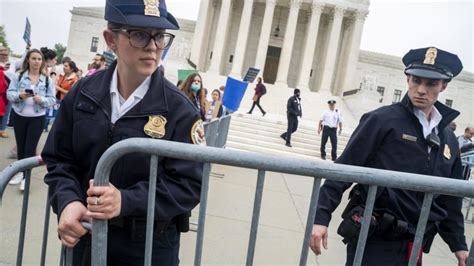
[0,0,473,72]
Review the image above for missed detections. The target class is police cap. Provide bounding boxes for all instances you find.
[327,100,336,105]
[403,47,463,81]
[105,0,179,30]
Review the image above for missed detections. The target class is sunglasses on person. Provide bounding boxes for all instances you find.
[112,29,175,49]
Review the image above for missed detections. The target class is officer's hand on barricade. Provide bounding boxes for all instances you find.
[310,224,328,255]
[58,201,90,248]
[86,180,122,220]
[455,250,468,266]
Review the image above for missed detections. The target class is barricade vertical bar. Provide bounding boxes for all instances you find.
[246,169,266,266]
[65,246,73,266]
[144,155,159,266]
[299,177,322,266]
[215,115,231,148]
[16,170,31,266]
[353,185,378,266]
[467,239,474,266]
[466,198,472,221]
[40,188,52,266]
[408,193,433,266]
[194,162,212,266]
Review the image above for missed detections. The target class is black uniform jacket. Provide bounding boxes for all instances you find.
[287,95,302,117]
[42,61,203,222]
[315,94,467,252]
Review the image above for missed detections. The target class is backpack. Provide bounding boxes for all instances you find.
[261,84,267,95]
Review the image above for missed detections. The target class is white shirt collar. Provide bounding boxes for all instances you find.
[413,106,442,139]
[110,67,151,123]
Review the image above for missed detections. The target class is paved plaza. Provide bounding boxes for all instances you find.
[0,127,472,265]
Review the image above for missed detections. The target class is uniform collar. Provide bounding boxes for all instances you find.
[400,94,459,132]
[81,60,168,115]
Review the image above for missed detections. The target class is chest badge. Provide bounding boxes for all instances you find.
[443,144,451,160]
[144,115,167,139]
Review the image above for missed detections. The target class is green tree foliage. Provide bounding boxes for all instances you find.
[0,25,8,48]
[54,43,67,63]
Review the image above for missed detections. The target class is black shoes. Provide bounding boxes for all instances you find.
[262,111,266,117]
[247,111,252,114]
[280,134,287,141]
[285,143,292,147]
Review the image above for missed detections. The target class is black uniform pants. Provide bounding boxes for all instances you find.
[72,223,180,266]
[321,126,337,160]
[281,114,298,144]
[249,96,265,114]
[11,111,45,160]
[346,238,415,266]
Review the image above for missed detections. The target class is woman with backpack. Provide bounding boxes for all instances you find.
[6,49,55,191]
[247,77,266,116]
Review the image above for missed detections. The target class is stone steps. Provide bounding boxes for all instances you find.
[225,113,350,159]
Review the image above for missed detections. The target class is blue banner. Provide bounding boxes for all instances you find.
[222,76,249,112]
[23,18,31,45]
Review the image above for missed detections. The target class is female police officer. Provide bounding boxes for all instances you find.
[310,47,469,265]
[42,0,203,264]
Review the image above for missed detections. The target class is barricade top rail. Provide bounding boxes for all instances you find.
[0,156,44,202]
[94,138,474,198]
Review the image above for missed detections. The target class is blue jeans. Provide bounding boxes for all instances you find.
[0,101,12,131]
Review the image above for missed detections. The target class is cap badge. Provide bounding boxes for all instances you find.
[144,115,167,138]
[144,0,161,17]
[423,47,437,65]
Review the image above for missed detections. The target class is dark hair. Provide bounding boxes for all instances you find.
[176,80,183,87]
[96,53,106,62]
[62,56,72,64]
[20,49,48,77]
[179,73,206,114]
[65,60,79,73]
[40,47,57,61]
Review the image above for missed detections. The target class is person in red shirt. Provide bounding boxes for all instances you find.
[0,46,9,125]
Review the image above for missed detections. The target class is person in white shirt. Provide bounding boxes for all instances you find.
[318,100,343,161]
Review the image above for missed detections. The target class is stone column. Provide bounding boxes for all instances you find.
[255,0,278,73]
[189,0,213,70]
[208,0,233,73]
[319,6,344,94]
[339,10,368,95]
[296,1,324,90]
[275,0,302,86]
[230,0,255,77]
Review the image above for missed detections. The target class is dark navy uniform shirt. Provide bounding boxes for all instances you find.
[42,61,203,222]
[315,94,467,252]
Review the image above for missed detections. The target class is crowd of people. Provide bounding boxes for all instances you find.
[0,42,110,190]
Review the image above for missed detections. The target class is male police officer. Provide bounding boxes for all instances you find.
[42,0,203,264]
[280,88,302,147]
[310,47,469,265]
[318,100,343,161]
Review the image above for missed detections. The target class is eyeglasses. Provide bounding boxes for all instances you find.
[112,29,175,49]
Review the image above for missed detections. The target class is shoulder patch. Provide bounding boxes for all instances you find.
[190,119,206,145]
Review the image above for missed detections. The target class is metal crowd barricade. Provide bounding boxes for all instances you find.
[86,138,474,266]
[0,156,52,266]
